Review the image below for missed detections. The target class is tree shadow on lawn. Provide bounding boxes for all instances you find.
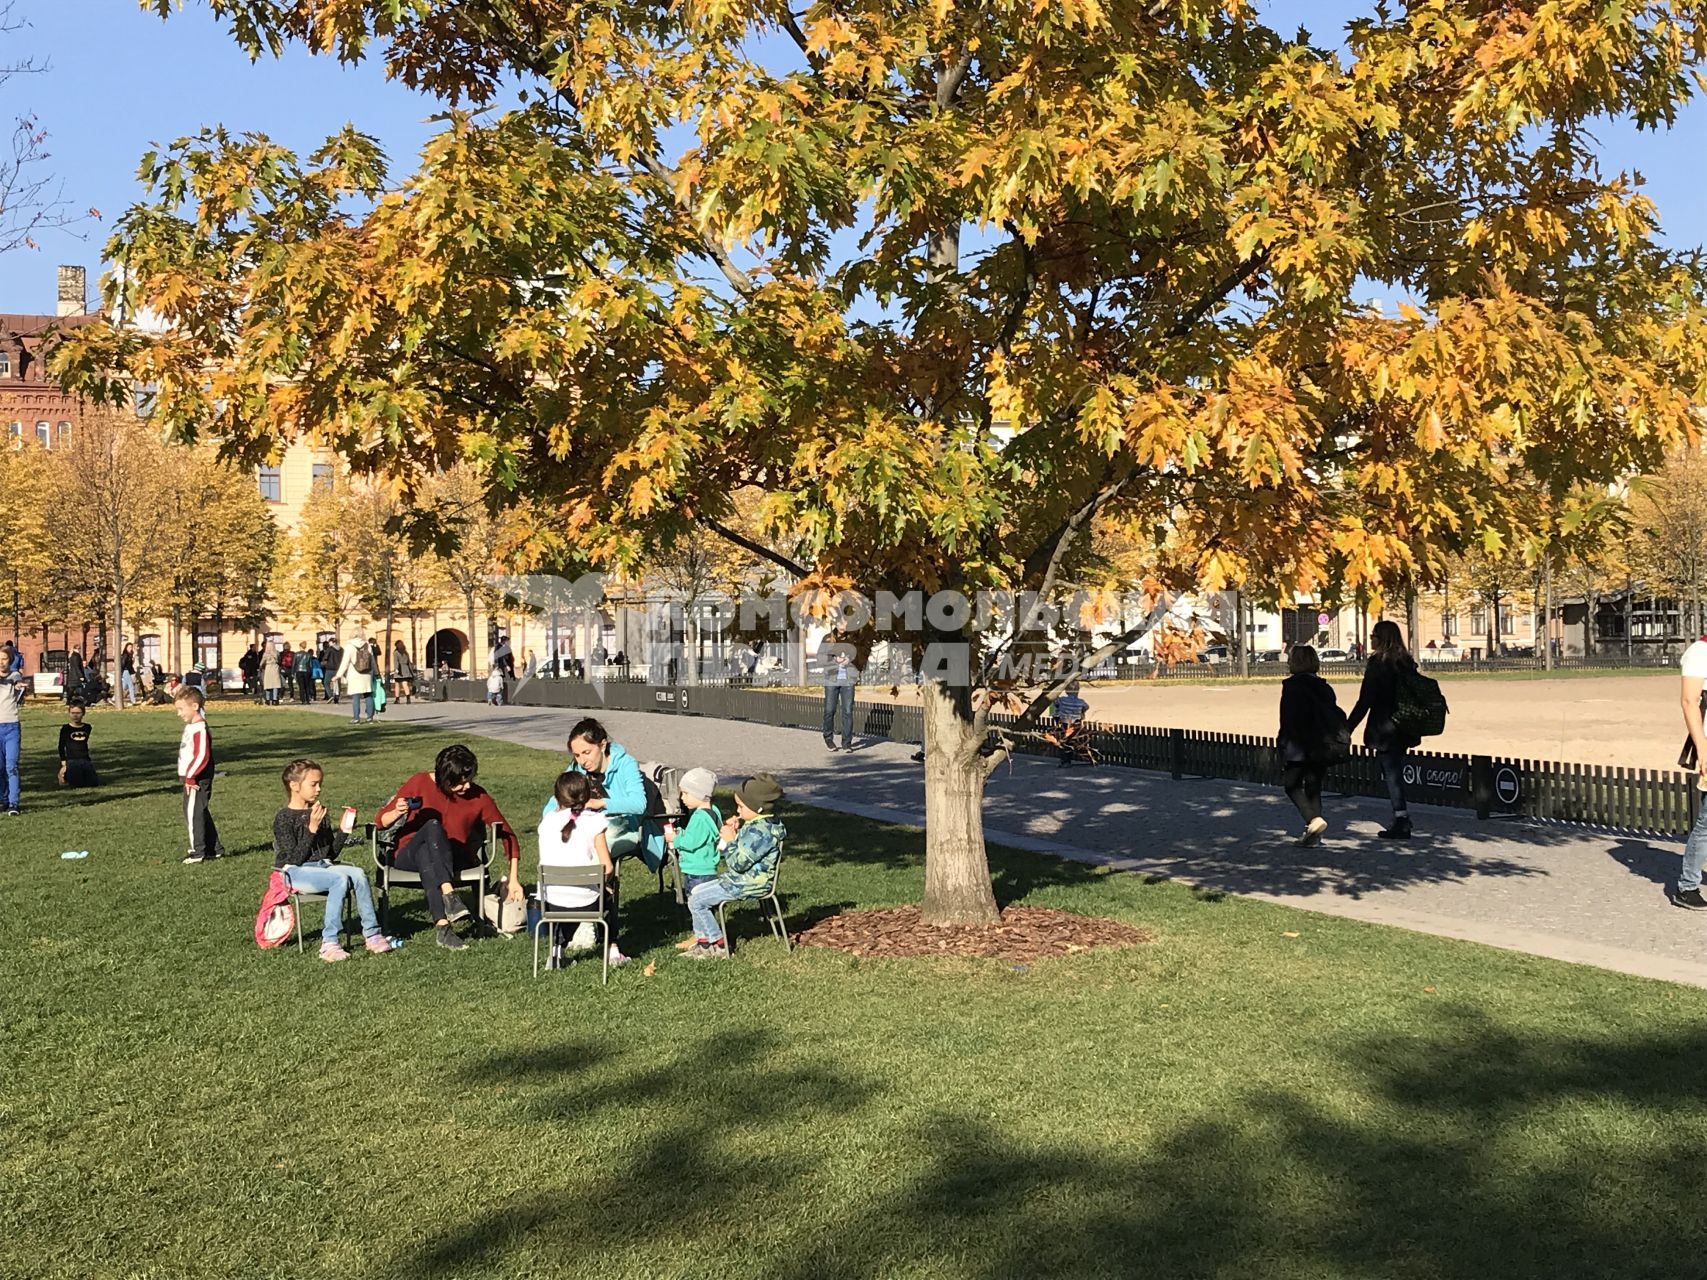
[387,1017,1707,1280]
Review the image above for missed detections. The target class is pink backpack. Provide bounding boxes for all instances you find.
[254,870,296,949]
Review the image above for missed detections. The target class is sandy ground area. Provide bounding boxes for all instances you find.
[857,673,1686,770]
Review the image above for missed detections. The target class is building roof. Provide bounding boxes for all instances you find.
[0,311,99,338]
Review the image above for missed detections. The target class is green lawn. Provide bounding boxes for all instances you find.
[4,705,1705,1279]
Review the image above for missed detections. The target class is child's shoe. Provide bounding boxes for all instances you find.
[684,940,729,961]
[319,941,352,962]
[364,933,398,955]
[607,945,630,968]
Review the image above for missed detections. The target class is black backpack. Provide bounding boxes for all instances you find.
[1392,665,1449,739]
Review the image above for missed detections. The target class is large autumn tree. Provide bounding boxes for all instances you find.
[56,0,1707,921]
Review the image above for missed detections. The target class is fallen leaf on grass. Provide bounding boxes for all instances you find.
[643,961,657,977]
[1281,931,1300,938]
[1423,985,1437,994]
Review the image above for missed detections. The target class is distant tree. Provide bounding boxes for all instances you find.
[0,1,73,257]
[272,483,366,634]
[164,451,279,669]
[51,412,178,705]
[1628,448,1707,638]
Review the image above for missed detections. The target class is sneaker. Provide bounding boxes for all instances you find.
[182,852,206,864]
[1671,888,1707,911]
[675,936,703,951]
[684,941,729,960]
[1297,817,1328,848]
[441,893,471,923]
[823,737,837,751]
[4,807,18,817]
[364,934,399,955]
[1377,816,1413,840]
[911,750,925,763]
[435,924,468,951]
[607,946,631,968]
[320,941,352,962]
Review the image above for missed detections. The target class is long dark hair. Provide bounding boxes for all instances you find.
[1370,619,1414,667]
[552,771,601,841]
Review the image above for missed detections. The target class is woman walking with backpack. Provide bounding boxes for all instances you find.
[1278,645,1345,846]
[1347,619,1419,840]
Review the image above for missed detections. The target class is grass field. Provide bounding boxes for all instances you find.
[5,704,1706,1279]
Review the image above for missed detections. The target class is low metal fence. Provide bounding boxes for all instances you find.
[442,680,1699,838]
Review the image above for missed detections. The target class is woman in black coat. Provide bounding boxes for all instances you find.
[1346,618,1418,839]
[1278,645,1342,846]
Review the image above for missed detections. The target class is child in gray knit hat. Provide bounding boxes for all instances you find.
[667,767,722,950]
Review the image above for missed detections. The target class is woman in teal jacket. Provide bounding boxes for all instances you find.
[560,716,664,870]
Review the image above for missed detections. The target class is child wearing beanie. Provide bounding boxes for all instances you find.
[667,766,722,951]
[681,773,786,960]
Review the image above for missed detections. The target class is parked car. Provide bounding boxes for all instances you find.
[1318,648,1352,663]
[1256,649,1285,663]
[1197,644,1229,665]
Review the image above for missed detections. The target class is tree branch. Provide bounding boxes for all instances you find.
[1165,248,1271,338]
[703,516,811,580]
[635,153,756,299]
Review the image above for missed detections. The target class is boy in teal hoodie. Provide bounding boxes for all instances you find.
[667,766,722,950]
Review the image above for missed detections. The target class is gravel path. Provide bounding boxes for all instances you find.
[322,698,1707,989]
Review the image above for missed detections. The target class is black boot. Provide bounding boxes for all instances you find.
[1378,815,1413,840]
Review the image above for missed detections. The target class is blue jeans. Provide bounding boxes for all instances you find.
[350,691,373,722]
[688,879,741,942]
[1681,800,1707,893]
[285,861,381,943]
[822,682,854,746]
[681,872,715,897]
[0,721,19,809]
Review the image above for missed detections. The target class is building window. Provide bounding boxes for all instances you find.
[7,422,19,439]
[35,421,50,447]
[1498,604,1515,636]
[0,352,10,376]
[258,465,282,502]
[137,635,160,668]
[310,463,334,492]
[1470,606,1487,636]
[1442,613,1458,639]
[56,421,70,444]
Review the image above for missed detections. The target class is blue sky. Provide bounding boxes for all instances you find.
[1,0,1702,313]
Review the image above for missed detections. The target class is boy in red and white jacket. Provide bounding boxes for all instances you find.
[175,686,226,864]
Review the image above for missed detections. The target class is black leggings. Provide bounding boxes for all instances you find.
[1282,762,1325,823]
[394,819,476,922]
[553,887,620,951]
[1378,748,1408,817]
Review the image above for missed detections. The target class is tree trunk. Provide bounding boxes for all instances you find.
[919,679,1001,925]
[465,590,477,674]
[1542,560,1553,670]
[1585,588,1596,659]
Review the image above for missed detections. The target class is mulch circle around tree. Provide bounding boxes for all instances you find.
[795,905,1151,963]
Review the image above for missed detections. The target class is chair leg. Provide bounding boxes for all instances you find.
[772,892,791,952]
[532,920,543,978]
[292,894,303,952]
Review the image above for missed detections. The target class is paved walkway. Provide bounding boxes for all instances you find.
[325,700,1707,988]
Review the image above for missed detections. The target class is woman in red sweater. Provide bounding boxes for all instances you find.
[376,743,524,949]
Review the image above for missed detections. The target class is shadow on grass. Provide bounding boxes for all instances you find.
[387,1018,1707,1280]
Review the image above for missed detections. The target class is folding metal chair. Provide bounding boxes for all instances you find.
[370,820,496,933]
[285,877,351,952]
[531,862,616,984]
[715,852,792,954]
